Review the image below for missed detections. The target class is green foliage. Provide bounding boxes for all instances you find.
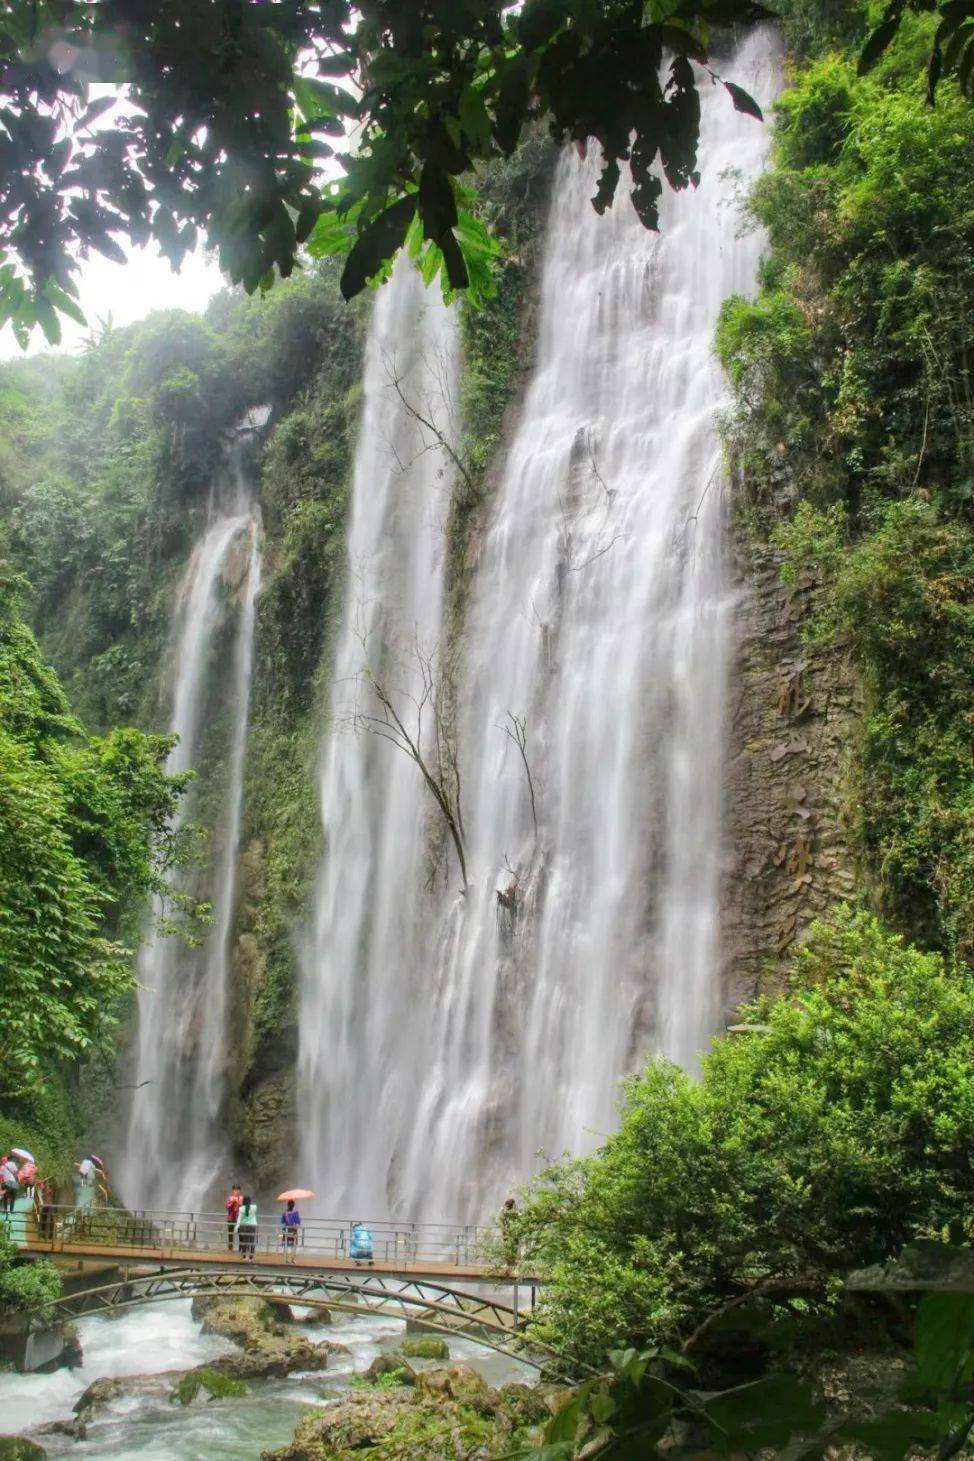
[507,1347,828,1459]
[775,499,974,957]
[350,1367,411,1391]
[0,1231,59,1316]
[170,1366,247,1405]
[236,321,358,1077]
[0,1080,75,1190]
[0,569,186,1094]
[0,266,357,731]
[361,1402,497,1458]
[0,0,775,342]
[718,50,974,522]
[860,0,974,102]
[519,910,974,1368]
[511,1292,974,1458]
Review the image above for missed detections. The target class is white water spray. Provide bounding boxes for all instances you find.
[120,427,263,1211]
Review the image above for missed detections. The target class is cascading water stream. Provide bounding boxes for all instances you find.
[300,31,780,1221]
[120,426,263,1211]
[299,261,460,1214]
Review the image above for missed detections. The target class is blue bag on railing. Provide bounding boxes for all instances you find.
[350,1223,373,1260]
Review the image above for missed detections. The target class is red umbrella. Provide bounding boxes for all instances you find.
[276,1188,314,1201]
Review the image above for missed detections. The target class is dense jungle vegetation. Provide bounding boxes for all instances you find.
[0,560,185,1179]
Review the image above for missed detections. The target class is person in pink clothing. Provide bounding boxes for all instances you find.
[17,1159,36,1198]
[225,1184,242,1252]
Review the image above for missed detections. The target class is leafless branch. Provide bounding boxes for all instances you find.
[567,531,628,573]
[558,490,627,576]
[383,348,474,499]
[504,712,538,841]
[686,461,722,526]
[347,629,467,891]
[587,433,616,504]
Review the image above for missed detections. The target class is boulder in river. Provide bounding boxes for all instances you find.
[189,1293,343,1379]
[413,1363,498,1413]
[60,1373,179,1439]
[0,1440,47,1459]
[170,1366,248,1405]
[400,1335,449,1360]
[261,1362,546,1460]
[361,1352,416,1385]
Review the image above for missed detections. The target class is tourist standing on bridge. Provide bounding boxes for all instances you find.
[0,1155,19,1213]
[280,1199,301,1263]
[225,1184,242,1251]
[16,1155,36,1198]
[236,1195,258,1261]
[499,1197,520,1272]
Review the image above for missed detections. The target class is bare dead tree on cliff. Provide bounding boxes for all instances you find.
[348,637,468,893]
[381,344,476,503]
[503,712,539,845]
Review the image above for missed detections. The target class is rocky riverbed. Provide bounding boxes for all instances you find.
[0,1295,541,1458]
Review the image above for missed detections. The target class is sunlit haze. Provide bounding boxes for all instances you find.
[0,241,226,360]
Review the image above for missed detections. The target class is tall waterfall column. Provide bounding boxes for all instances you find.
[299,260,460,1215]
[120,423,264,1212]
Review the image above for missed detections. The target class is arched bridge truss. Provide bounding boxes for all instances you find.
[40,1267,569,1375]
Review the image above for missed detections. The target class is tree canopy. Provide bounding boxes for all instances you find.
[0,0,776,345]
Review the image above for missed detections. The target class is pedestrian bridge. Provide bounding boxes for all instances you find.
[14,1203,555,1370]
[33,1266,562,1371]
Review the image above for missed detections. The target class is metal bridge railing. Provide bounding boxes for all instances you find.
[34,1206,495,1268]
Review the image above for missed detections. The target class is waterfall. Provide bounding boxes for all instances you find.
[120,426,263,1211]
[299,260,460,1214]
[300,31,780,1220]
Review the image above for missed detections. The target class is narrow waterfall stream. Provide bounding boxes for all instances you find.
[120,425,263,1211]
[299,260,460,1213]
[300,32,780,1221]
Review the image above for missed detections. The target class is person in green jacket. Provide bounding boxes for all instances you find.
[235,1196,258,1261]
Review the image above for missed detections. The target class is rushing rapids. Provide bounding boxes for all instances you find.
[299,32,782,1220]
[120,422,263,1212]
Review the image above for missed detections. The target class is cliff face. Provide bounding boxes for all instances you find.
[721,527,862,1014]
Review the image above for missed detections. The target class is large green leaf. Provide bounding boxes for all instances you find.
[915,1292,974,1393]
[340,194,417,299]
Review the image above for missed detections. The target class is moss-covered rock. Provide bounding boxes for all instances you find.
[0,1440,47,1459]
[400,1335,450,1360]
[72,1375,128,1424]
[497,1382,555,1427]
[190,1293,340,1379]
[170,1366,247,1406]
[261,1364,539,1460]
[361,1352,416,1385]
[413,1363,498,1414]
[190,1293,275,1346]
